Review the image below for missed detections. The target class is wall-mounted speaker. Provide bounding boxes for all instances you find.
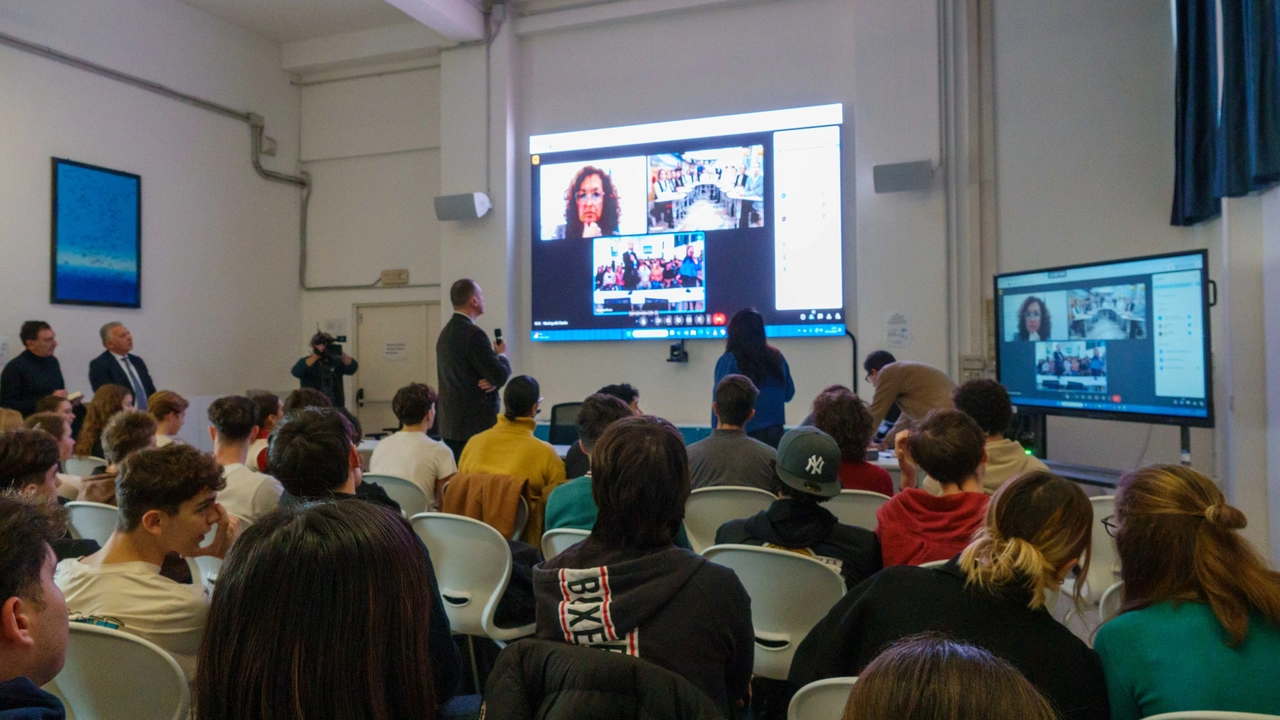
[872,161,936,193]
[434,192,492,221]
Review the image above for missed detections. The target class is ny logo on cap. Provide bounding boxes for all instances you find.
[806,455,825,475]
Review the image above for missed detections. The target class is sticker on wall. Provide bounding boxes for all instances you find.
[886,313,910,348]
[383,342,408,361]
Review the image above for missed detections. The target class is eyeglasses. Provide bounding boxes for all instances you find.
[576,190,604,203]
[1101,515,1118,538]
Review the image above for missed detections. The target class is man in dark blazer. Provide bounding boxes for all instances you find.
[436,279,511,460]
[89,322,156,411]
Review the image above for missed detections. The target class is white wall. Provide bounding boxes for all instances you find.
[513,0,947,423]
[297,66,444,407]
[0,0,302,399]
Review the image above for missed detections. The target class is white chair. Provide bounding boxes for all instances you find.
[1099,580,1124,623]
[1146,707,1280,712]
[918,559,949,569]
[64,456,107,477]
[65,501,118,545]
[788,677,858,720]
[703,544,846,680]
[1143,714,1280,719]
[1062,496,1120,606]
[825,490,890,530]
[45,622,190,720]
[364,473,430,517]
[410,513,536,689]
[542,527,590,559]
[190,516,248,588]
[513,496,530,541]
[684,486,776,553]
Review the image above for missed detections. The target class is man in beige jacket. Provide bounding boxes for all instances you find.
[864,351,956,447]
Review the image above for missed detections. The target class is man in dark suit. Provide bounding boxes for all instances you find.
[436,279,512,460]
[88,322,156,411]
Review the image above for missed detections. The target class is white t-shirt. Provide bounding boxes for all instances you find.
[368,431,457,508]
[218,463,284,521]
[55,558,208,678]
[155,435,174,448]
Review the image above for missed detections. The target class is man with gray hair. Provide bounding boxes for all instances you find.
[88,322,156,410]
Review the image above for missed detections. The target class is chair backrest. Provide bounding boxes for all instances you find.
[364,473,430,517]
[65,501,119,545]
[684,486,776,554]
[65,456,107,477]
[1099,580,1125,624]
[410,512,526,641]
[548,402,584,445]
[1142,714,1280,719]
[513,496,529,541]
[542,528,591,559]
[788,677,858,720]
[824,490,891,530]
[703,544,846,680]
[1146,707,1280,712]
[1081,496,1119,602]
[46,622,190,720]
[917,559,949,569]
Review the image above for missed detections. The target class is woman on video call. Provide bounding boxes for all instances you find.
[557,165,621,239]
[1016,296,1051,341]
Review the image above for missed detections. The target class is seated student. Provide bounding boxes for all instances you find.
[266,406,461,704]
[246,393,281,473]
[34,395,75,430]
[369,383,456,509]
[458,376,565,544]
[544,393,638,532]
[55,444,239,678]
[810,385,894,495]
[72,384,133,459]
[75,411,157,505]
[24,412,80,500]
[688,375,778,492]
[839,636,1060,720]
[1094,465,1280,720]
[207,396,283,522]
[534,416,754,714]
[562,383,641,478]
[196,502,446,718]
[0,494,71,718]
[0,429,98,562]
[0,410,21,433]
[147,390,188,447]
[790,471,1109,720]
[715,427,881,589]
[950,379,1047,494]
[876,409,989,566]
[283,387,331,413]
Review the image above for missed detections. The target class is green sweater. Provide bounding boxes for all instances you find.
[1094,600,1280,720]
[544,475,691,550]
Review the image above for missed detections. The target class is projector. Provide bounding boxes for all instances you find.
[434,192,491,221]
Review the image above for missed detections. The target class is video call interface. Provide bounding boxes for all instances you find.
[995,251,1212,423]
[529,104,845,342]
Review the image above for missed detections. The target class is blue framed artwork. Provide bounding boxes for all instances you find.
[51,158,141,308]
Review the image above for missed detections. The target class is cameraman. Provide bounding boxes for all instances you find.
[291,332,359,408]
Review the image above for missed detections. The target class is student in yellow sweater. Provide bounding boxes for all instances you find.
[458,375,566,544]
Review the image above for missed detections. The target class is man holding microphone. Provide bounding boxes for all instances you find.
[436,279,511,460]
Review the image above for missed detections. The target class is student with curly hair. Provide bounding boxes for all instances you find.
[810,385,893,495]
[557,166,621,239]
[72,384,133,459]
[1095,465,1280,719]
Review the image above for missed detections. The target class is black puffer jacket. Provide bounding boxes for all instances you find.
[481,639,726,720]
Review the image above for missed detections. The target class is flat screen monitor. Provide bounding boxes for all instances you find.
[994,250,1213,427]
[528,104,845,342]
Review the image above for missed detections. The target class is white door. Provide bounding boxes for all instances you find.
[355,302,440,436]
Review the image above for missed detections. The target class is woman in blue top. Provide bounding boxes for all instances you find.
[713,308,795,447]
[1094,464,1280,720]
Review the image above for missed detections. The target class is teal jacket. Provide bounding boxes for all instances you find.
[1095,600,1280,720]
[544,475,691,550]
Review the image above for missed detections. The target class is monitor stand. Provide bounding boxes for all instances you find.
[1180,425,1192,467]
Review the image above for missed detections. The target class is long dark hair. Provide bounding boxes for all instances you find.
[563,166,620,239]
[74,384,132,457]
[725,308,784,386]
[1114,465,1280,646]
[196,502,438,719]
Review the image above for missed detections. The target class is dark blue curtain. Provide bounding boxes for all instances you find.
[1173,0,1280,225]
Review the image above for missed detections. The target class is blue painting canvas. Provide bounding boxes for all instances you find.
[52,159,141,307]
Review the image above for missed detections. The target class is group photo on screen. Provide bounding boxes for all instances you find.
[592,233,705,315]
[539,157,649,240]
[1001,290,1069,342]
[646,145,765,232]
[1035,340,1108,393]
[1067,284,1147,339]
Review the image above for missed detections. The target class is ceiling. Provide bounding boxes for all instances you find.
[178,0,420,43]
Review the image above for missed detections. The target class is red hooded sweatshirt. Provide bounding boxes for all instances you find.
[875,488,989,566]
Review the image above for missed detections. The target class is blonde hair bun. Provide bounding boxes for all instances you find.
[1204,503,1247,530]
